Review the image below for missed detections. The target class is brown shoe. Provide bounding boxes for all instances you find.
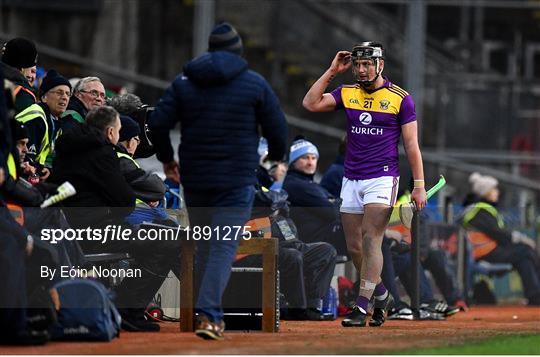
[195,315,225,340]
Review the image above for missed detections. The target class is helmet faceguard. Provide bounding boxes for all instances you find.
[351,42,385,88]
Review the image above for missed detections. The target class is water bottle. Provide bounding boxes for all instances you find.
[321,287,337,320]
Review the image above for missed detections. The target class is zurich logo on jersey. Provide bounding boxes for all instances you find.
[359,112,372,125]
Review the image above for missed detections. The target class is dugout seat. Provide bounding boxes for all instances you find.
[180,237,279,332]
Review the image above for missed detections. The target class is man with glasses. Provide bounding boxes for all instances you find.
[303,42,426,328]
[15,69,71,178]
[60,76,106,132]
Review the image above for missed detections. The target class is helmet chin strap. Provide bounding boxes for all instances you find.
[357,58,383,88]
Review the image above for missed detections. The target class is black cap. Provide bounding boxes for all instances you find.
[119,115,140,142]
[11,120,29,141]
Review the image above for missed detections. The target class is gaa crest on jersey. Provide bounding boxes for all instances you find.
[358,112,372,125]
[380,99,390,110]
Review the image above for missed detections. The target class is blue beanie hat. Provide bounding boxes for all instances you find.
[208,22,243,55]
[288,139,319,165]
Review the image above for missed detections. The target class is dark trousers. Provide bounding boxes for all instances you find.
[24,207,85,292]
[482,243,540,299]
[237,240,336,309]
[423,249,460,304]
[0,230,27,339]
[392,249,435,304]
[185,185,255,322]
[381,238,403,304]
[279,241,336,309]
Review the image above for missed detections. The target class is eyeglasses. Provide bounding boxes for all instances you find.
[80,89,106,100]
[48,90,71,97]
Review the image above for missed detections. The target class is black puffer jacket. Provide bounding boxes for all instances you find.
[116,144,166,202]
[1,61,36,114]
[49,124,135,228]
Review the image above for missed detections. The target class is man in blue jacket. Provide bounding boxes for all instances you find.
[321,135,346,197]
[282,137,348,256]
[149,22,287,340]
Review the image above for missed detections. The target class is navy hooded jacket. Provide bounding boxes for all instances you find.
[149,51,287,191]
[320,155,344,198]
[283,169,342,243]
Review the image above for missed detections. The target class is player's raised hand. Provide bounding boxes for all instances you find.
[329,51,352,74]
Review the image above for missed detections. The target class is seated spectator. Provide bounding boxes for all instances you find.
[320,134,346,198]
[389,190,467,307]
[1,37,38,113]
[459,172,540,305]
[108,93,155,159]
[116,115,168,225]
[0,65,49,345]
[0,203,50,345]
[108,93,143,115]
[60,76,106,132]
[256,137,287,191]
[2,118,85,296]
[2,121,48,207]
[50,105,133,227]
[15,69,71,177]
[50,106,181,331]
[282,137,347,255]
[381,235,444,321]
[237,187,336,320]
[384,233,461,319]
[10,120,33,179]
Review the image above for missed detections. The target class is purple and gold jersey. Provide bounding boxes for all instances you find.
[331,79,416,180]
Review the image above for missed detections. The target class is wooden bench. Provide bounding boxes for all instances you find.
[180,238,278,332]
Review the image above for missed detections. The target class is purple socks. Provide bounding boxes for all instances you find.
[357,282,388,312]
[374,281,388,301]
[355,295,370,312]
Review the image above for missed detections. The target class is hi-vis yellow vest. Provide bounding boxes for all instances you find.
[15,104,50,166]
[5,153,24,225]
[116,151,145,206]
[6,153,17,180]
[462,202,503,259]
